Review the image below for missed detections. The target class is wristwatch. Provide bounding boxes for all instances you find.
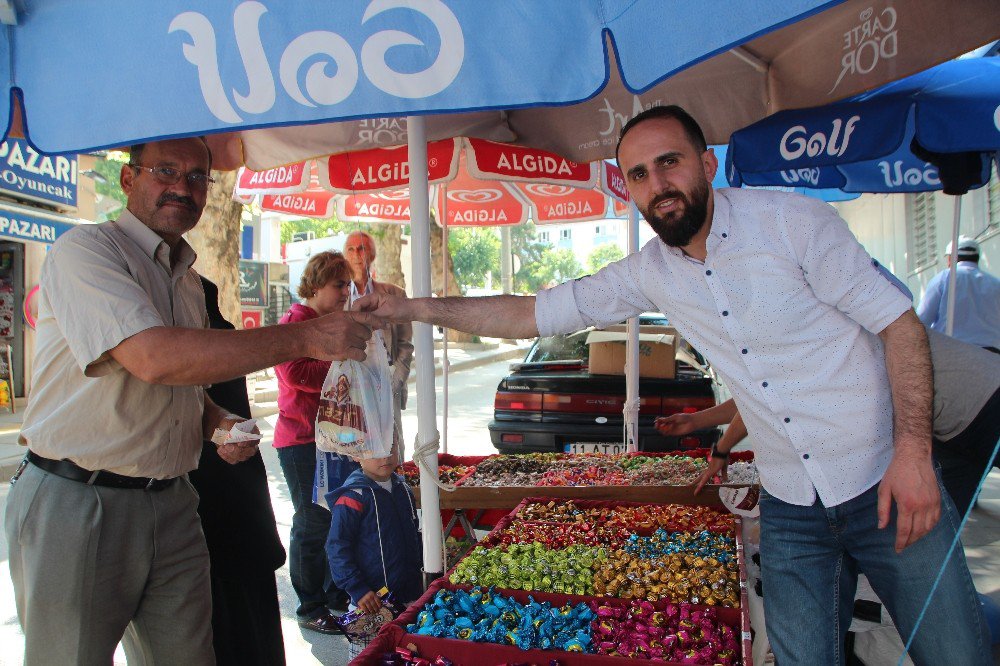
[710,442,730,462]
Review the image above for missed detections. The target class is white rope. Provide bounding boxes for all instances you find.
[411,431,456,492]
[623,397,641,450]
[369,487,389,587]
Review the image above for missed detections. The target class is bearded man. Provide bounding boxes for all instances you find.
[354,106,992,664]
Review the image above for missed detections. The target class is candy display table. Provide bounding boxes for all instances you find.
[355,497,753,666]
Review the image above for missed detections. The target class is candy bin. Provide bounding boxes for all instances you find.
[353,579,750,665]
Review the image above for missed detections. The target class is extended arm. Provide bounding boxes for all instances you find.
[692,410,748,494]
[877,309,939,551]
[655,398,738,436]
[109,312,379,386]
[355,293,539,340]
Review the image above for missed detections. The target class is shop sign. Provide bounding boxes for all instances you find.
[239,259,269,307]
[0,206,75,245]
[0,139,78,208]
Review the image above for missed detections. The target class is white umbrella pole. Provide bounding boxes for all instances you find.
[407,116,444,580]
[945,196,962,336]
[624,203,641,452]
[440,185,449,455]
[501,226,513,294]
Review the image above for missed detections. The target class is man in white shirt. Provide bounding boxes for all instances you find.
[356,106,991,663]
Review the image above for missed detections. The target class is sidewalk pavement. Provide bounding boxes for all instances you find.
[0,338,530,478]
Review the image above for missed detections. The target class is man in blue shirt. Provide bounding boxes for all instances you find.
[917,236,1000,352]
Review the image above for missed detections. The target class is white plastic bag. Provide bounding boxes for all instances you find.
[315,329,395,459]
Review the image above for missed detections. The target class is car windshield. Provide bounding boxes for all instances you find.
[525,333,590,363]
[523,314,670,364]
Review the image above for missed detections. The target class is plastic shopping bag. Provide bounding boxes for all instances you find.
[316,329,395,459]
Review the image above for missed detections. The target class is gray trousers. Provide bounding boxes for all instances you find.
[5,463,214,666]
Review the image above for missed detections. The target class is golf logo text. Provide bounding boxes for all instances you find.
[170,0,464,123]
[779,168,822,187]
[877,160,939,189]
[779,115,860,161]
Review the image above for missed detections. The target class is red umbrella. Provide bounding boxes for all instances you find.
[234,138,628,226]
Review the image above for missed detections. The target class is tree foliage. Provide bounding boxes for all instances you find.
[587,242,625,273]
[510,223,586,292]
[279,215,354,245]
[511,223,551,292]
[542,248,585,284]
[91,151,129,222]
[448,227,500,290]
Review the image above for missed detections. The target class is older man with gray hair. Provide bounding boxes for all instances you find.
[344,230,414,457]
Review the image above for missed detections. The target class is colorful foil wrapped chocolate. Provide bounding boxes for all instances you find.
[405,588,595,654]
[449,545,606,597]
[588,599,740,663]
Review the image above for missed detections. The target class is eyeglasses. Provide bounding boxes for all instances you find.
[129,164,215,190]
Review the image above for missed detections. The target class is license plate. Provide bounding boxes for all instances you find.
[564,442,624,455]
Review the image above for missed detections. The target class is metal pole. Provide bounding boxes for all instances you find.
[440,184,449,455]
[624,204,641,452]
[407,116,444,582]
[500,226,513,294]
[945,196,962,337]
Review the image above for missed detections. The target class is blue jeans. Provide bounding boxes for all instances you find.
[759,474,991,665]
[276,442,344,618]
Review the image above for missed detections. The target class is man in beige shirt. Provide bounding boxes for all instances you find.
[4,138,380,666]
[345,230,413,456]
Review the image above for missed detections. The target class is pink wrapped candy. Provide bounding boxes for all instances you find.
[588,600,740,664]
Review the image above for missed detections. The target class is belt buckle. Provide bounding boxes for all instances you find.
[145,477,157,491]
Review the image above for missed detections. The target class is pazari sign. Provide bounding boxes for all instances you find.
[0,139,78,208]
[0,205,75,245]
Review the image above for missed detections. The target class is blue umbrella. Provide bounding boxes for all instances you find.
[710,145,858,202]
[726,57,1000,195]
[2,0,999,166]
[726,56,1000,334]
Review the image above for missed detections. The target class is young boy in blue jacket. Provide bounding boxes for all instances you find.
[325,445,423,623]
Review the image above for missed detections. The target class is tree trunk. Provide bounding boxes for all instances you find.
[372,224,405,290]
[429,213,474,343]
[186,169,243,327]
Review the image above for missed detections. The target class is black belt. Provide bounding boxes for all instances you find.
[26,451,178,491]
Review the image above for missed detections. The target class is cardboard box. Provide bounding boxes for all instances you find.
[585,324,676,378]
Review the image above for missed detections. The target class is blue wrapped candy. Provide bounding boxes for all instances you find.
[404,587,594,654]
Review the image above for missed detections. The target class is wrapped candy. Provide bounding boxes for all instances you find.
[404,588,594,654]
[588,599,740,663]
[593,547,740,607]
[450,544,605,596]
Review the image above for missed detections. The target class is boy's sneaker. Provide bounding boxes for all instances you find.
[298,611,344,635]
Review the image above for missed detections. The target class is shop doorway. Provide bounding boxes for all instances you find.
[0,242,24,396]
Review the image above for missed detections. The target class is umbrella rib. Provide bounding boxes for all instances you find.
[729,46,769,75]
